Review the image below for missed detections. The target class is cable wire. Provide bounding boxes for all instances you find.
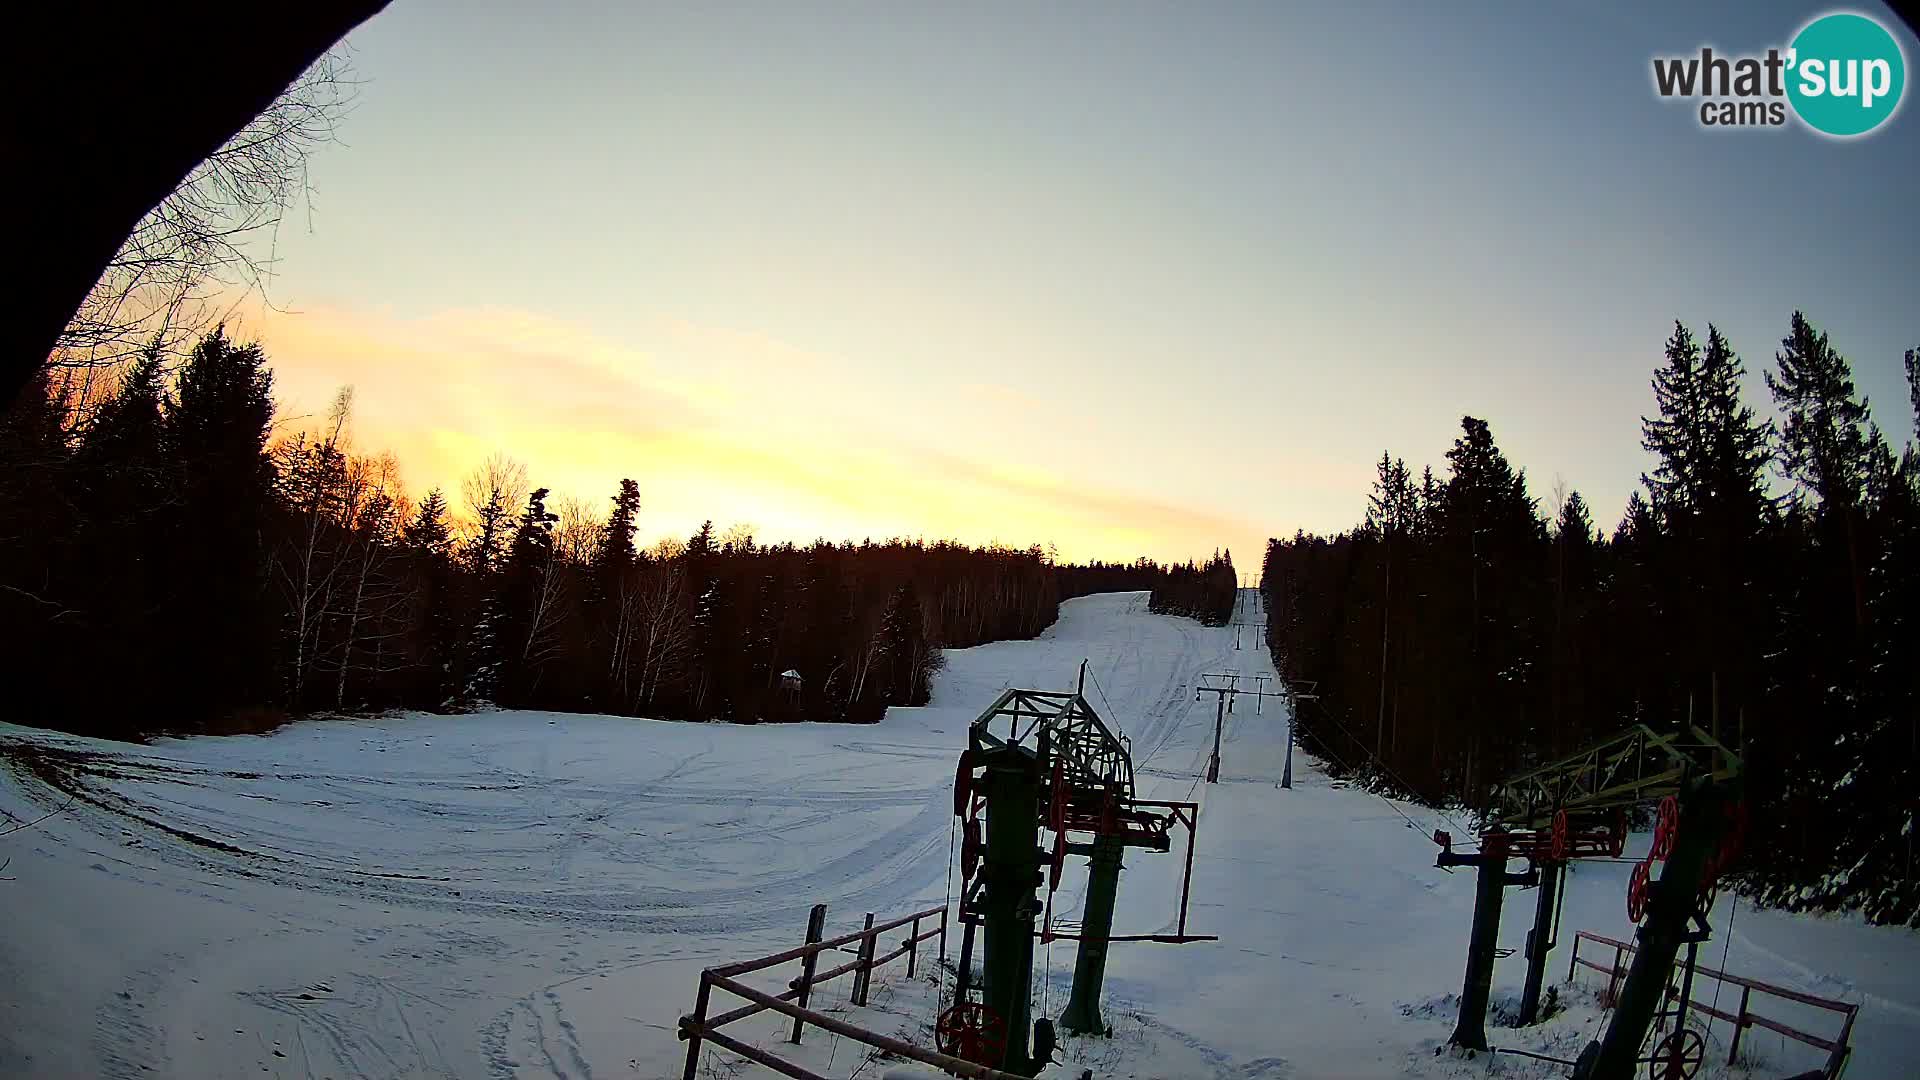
[1300,693,1476,841]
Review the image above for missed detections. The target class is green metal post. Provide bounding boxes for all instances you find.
[1059,830,1125,1035]
[1518,859,1562,1026]
[979,745,1041,1075]
[1575,782,1731,1080]
[1450,829,1511,1051]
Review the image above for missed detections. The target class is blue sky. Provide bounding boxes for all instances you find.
[252,1,1920,565]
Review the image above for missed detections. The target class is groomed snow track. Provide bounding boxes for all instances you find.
[2,591,1916,1079]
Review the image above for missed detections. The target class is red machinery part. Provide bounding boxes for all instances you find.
[1648,1027,1705,1080]
[1049,758,1067,833]
[1627,859,1651,923]
[1611,809,1627,858]
[953,752,976,817]
[1721,799,1749,869]
[961,817,982,880]
[936,1002,1007,1066]
[1652,795,1679,861]
[1048,829,1066,891]
[1551,810,1569,861]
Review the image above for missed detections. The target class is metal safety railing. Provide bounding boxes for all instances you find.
[1569,930,1859,1079]
[678,901,1025,1080]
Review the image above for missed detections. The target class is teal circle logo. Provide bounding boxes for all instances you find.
[1787,12,1906,136]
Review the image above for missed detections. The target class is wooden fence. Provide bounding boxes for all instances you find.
[678,901,1024,1080]
[1568,929,1858,1079]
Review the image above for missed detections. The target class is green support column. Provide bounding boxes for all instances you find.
[1517,859,1562,1026]
[979,746,1041,1075]
[1059,830,1124,1035]
[1450,829,1512,1052]
[1576,782,1731,1080]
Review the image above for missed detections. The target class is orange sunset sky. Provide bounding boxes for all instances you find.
[229,3,1915,567]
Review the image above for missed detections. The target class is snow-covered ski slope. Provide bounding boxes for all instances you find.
[2,591,1916,1079]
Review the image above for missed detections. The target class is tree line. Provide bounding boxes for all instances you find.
[1147,550,1238,625]
[1263,313,1920,925]
[0,330,1190,738]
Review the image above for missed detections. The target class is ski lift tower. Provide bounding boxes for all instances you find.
[945,666,1211,1075]
[1435,721,1744,1077]
[1194,672,1285,783]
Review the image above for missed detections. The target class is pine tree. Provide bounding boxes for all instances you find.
[406,489,453,557]
[162,327,278,716]
[1769,312,1875,511]
[1642,321,1705,521]
[495,487,563,703]
[595,478,640,579]
[0,367,78,723]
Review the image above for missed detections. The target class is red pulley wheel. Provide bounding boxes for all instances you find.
[1648,1027,1705,1080]
[1610,808,1627,858]
[1652,796,1679,861]
[936,1002,1007,1066]
[1048,829,1067,891]
[1627,859,1651,923]
[1551,810,1569,861]
[961,818,982,880]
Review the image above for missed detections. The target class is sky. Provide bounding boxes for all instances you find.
[243,1,1920,567]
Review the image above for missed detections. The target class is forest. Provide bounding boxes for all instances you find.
[1262,313,1920,925]
[0,331,1185,738]
[1147,550,1239,625]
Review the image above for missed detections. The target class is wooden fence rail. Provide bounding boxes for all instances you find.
[1568,930,1859,1079]
[679,901,1021,1080]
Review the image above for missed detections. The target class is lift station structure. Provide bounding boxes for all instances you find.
[1435,721,1746,1080]
[942,673,1211,1075]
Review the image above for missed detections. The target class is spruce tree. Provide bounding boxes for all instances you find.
[1769,312,1875,511]
[1642,321,1705,520]
[404,489,453,557]
[595,478,640,579]
[161,328,277,717]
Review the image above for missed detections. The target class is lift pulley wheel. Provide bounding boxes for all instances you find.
[961,817,983,880]
[1611,808,1628,858]
[1551,810,1569,861]
[1651,796,1679,861]
[1647,1028,1705,1080]
[936,1002,1007,1066]
[1627,859,1651,923]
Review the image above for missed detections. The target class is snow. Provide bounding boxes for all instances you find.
[3,590,1918,1079]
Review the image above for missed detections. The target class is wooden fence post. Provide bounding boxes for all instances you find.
[1728,985,1751,1066]
[907,914,921,978]
[681,971,712,1080]
[789,903,828,1044]
[853,912,876,1006]
[1826,1006,1858,1079]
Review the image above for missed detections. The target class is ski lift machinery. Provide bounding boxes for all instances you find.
[942,671,1213,1076]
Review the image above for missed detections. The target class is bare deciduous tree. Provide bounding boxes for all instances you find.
[328,452,410,709]
[553,495,605,568]
[272,387,354,707]
[721,522,757,553]
[461,453,527,575]
[628,560,693,710]
[51,52,361,388]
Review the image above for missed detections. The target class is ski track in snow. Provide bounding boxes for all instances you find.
[3,590,1918,1080]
